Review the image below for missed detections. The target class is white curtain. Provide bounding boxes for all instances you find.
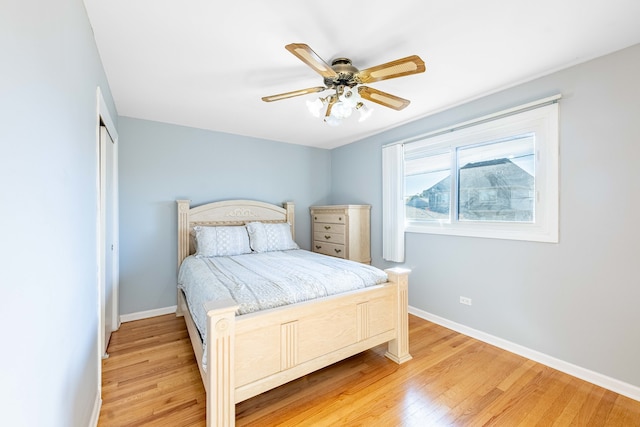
[382,144,405,262]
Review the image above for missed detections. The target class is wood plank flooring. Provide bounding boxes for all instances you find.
[98,314,640,426]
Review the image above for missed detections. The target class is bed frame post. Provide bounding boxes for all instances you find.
[176,200,191,317]
[283,201,295,241]
[384,267,412,364]
[205,300,239,427]
[177,199,191,266]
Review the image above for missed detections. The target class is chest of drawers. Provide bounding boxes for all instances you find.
[310,205,371,264]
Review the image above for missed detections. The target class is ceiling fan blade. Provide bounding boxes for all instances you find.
[358,86,411,110]
[357,55,425,84]
[262,86,327,102]
[285,43,338,79]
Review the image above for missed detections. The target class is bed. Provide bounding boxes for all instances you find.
[176,199,411,426]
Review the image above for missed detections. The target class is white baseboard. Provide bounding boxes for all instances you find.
[89,393,101,427]
[120,305,177,323]
[409,306,640,402]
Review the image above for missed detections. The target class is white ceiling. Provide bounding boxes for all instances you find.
[83,0,640,150]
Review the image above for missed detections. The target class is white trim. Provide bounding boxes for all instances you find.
[88,393,101,427]
[97,87,120,333]
[120,305,178,323]
[95,86,119,405]
[97,88,118,142]
[409,306,640,402]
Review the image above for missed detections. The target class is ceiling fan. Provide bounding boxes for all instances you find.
[262,43,426,125]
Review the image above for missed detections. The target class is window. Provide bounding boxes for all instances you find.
[402,98,559,242]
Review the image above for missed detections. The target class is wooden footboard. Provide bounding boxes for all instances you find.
[200,267,410,427]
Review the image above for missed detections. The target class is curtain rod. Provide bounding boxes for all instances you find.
[383,94,562,148]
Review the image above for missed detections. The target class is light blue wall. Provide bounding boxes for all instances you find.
[331,44,640,388]
[0,0,117,426]
[117,117,332,314]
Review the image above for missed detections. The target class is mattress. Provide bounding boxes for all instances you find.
[178,249,388,348]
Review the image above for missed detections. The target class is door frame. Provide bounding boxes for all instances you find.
[95,86,119,397]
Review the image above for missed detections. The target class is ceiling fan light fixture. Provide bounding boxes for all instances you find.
[306,98,325,118]
[339,87,360,108]
[357,103,373,122]
[309,87,371,124]
[331,101,353,120]
[324,114,341,126]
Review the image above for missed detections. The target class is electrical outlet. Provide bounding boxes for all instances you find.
[459,296,472,306]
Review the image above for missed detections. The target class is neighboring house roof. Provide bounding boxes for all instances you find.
[406,158,535,220]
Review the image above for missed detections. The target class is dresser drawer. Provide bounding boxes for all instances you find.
[312,241,346,258]
[313,231,345,245]
[312,213,346,224]
[314,223,345,234]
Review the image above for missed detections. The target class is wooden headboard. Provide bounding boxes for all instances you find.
[176,199,295,266]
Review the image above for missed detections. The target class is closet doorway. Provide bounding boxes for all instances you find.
[99,124,118,356]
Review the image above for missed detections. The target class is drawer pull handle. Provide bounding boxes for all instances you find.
[315,245,322,250]
[324,235,331,240]
[314,216,317,220]
[338,217,342,221]
[324,225,331,230]
[334,249,342,254]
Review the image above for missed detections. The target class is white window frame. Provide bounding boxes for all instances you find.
[402,96,560,243]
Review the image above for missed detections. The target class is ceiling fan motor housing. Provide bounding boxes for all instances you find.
[325,58,360,88]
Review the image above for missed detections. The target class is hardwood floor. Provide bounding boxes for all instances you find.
[98,314,640,426]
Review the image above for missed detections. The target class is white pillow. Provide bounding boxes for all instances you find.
[193,226,251,257]
[246,222,298,253]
